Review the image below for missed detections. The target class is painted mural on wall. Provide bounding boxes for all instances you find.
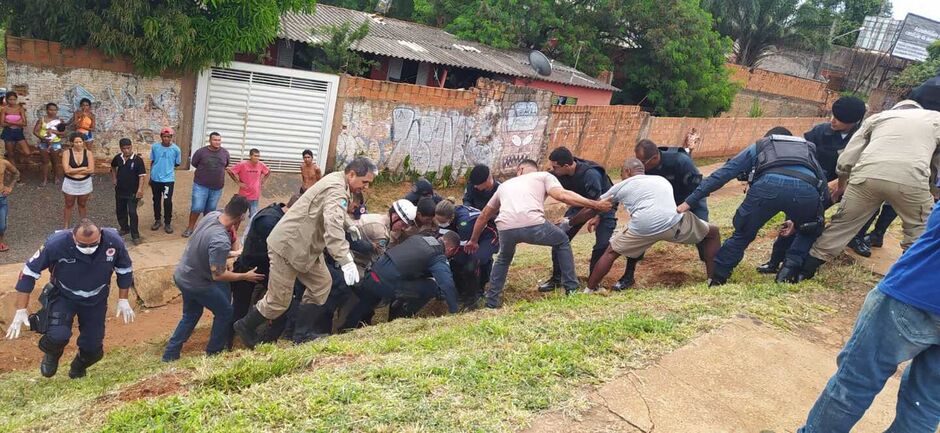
[335,85,551,177]
[5,63,182,161]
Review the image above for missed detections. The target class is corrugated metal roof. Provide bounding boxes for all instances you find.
[279,5,619,92]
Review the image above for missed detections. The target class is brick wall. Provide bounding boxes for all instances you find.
[332,76,553,176]
[3,36,193,171]
[727,64,830,104]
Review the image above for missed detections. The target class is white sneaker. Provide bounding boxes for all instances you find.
[581,287,608,295]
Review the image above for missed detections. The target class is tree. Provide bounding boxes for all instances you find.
[703,0,809,67]
[310,21,376,75]
[0,0,316,75]
[891,41,940,95]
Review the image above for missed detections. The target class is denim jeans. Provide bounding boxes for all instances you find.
[0,195,8,235]
[549,210,616,281]
[115,194,140,237]
[487,221,577,308]
[799,288,940,433]
[715,175,820,280]
[190,183,223,215]
[163,280,233,361]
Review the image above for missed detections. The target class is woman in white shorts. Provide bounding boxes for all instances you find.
[62,132,95,229]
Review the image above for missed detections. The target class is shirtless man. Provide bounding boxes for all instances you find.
[300,149,322,191]
[0,156,21,252]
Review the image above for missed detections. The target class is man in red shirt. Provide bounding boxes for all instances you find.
[227,148,271,220]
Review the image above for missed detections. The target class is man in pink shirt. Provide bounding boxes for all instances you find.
[227,148,271,219]
[465,159,613,308]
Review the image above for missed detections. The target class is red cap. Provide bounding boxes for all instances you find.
[160,127,174,135]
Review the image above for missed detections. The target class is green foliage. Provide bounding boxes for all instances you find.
[310,21,376,75]
[838,89,868,102]
[748,99,764,117]
[891,40,940,95]
[0,0,316,75]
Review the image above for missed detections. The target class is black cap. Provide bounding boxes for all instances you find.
[911,73,940,112]
[469,164,490,186]
[416,196,436,217]
[831,96,866,124]
[413,178,434,195]
[119,138,132,146]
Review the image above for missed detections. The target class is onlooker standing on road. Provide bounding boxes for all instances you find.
[149,127,181,234]
[300,149,321,191]
[163,195,263,362]
[1,91,29,172]
[183,132,230,238]
[32,102,66,186]
[227,148,270,219]
[0,156,20,252]
[62,133,95,229]
[70,98,96,146]
[796,199,940,433]
[111,138,146,245]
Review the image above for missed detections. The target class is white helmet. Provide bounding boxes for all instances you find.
[392,199,417,226]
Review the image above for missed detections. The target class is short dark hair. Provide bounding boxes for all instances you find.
[119,138,132,147]
[302,149,313,158]
[441,230,460,249]
[416,197,437,217]
[209,131,221,139]
[68,132,84,144]
[249,148,260,156]
[518,159,538,170]
[45,102,58,109]
[79,97,91,106]
[224,195,250,217]
[345,156,377,177]
[635,139,658,158]
[764,127,792,137]
[548,147,574,166]
[469,164,490,186]
[5,91,17,99]
[72,218,99,238]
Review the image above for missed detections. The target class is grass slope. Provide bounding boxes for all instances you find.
[0,184,879,433]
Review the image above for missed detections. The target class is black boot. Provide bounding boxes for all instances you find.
[847,236,872,257]
[866,232,884,248]
[233,306,268,350]
[800,256,826,281]
[756,261,781,274]
[68,348,103,379]
[537,277,560,292]
[708,276,727,287]
[775,265,802,284]
[292,303,328,345]
[613,258,638,291]
[38,336,67,378]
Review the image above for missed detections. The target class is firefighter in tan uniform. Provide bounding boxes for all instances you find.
[234,157,377,348]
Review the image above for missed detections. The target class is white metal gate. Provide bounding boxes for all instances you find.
[191,62,340,172]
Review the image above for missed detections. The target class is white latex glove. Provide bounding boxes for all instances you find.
[342,261,360,286]
[348,225,362,242]
[5,309,29,339]
[116,299,136,324]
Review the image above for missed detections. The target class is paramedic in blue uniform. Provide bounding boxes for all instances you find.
[5,218,136,379]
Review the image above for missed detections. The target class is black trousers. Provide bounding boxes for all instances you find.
[115,194,140,237]
[150,181,175,224]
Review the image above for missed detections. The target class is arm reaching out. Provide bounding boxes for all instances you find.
[547,187,611,212]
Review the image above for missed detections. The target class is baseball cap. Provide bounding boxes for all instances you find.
[160,127,174,136]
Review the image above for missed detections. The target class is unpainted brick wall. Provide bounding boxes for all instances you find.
[3,36,185,171]
[333,76,552,176]
[727,64,830,104]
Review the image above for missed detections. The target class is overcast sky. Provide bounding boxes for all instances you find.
[892,0,940,22]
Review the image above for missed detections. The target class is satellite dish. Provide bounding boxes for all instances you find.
[529,50,553,77]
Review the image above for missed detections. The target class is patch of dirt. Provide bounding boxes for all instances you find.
[116,371,189,402]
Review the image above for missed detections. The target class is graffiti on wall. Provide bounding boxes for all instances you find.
[336,94,549,177]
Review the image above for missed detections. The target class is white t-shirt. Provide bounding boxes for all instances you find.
[602,175,683,236]
[487,171,563,231]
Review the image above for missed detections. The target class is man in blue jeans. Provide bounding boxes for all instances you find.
[183,132,230,238]
[678,127,828,285]
[0,156,19,252]
[797,199,940,433]
[465,159,612,308]
[163,195,263,361]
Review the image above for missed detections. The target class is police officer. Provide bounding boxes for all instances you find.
[340,231,462,330]
[234,157,376,348]
[5,218,136,378]
[463,164,500,210]
[624,139,708,290]
[441,203,499,309]
[403,178,443,205]
[756,96,866,272]
[679,127,828,285]
[538,147,616,292]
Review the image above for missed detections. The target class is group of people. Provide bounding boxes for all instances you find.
[3,72,940,433]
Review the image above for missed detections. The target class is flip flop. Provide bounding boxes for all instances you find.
[0,243,9,252]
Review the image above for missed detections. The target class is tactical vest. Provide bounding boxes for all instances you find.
[556,157,613,199]
[385,235,444,279]
[240,203,286,267]
[752,135,826,187]
[649,147,703,203]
